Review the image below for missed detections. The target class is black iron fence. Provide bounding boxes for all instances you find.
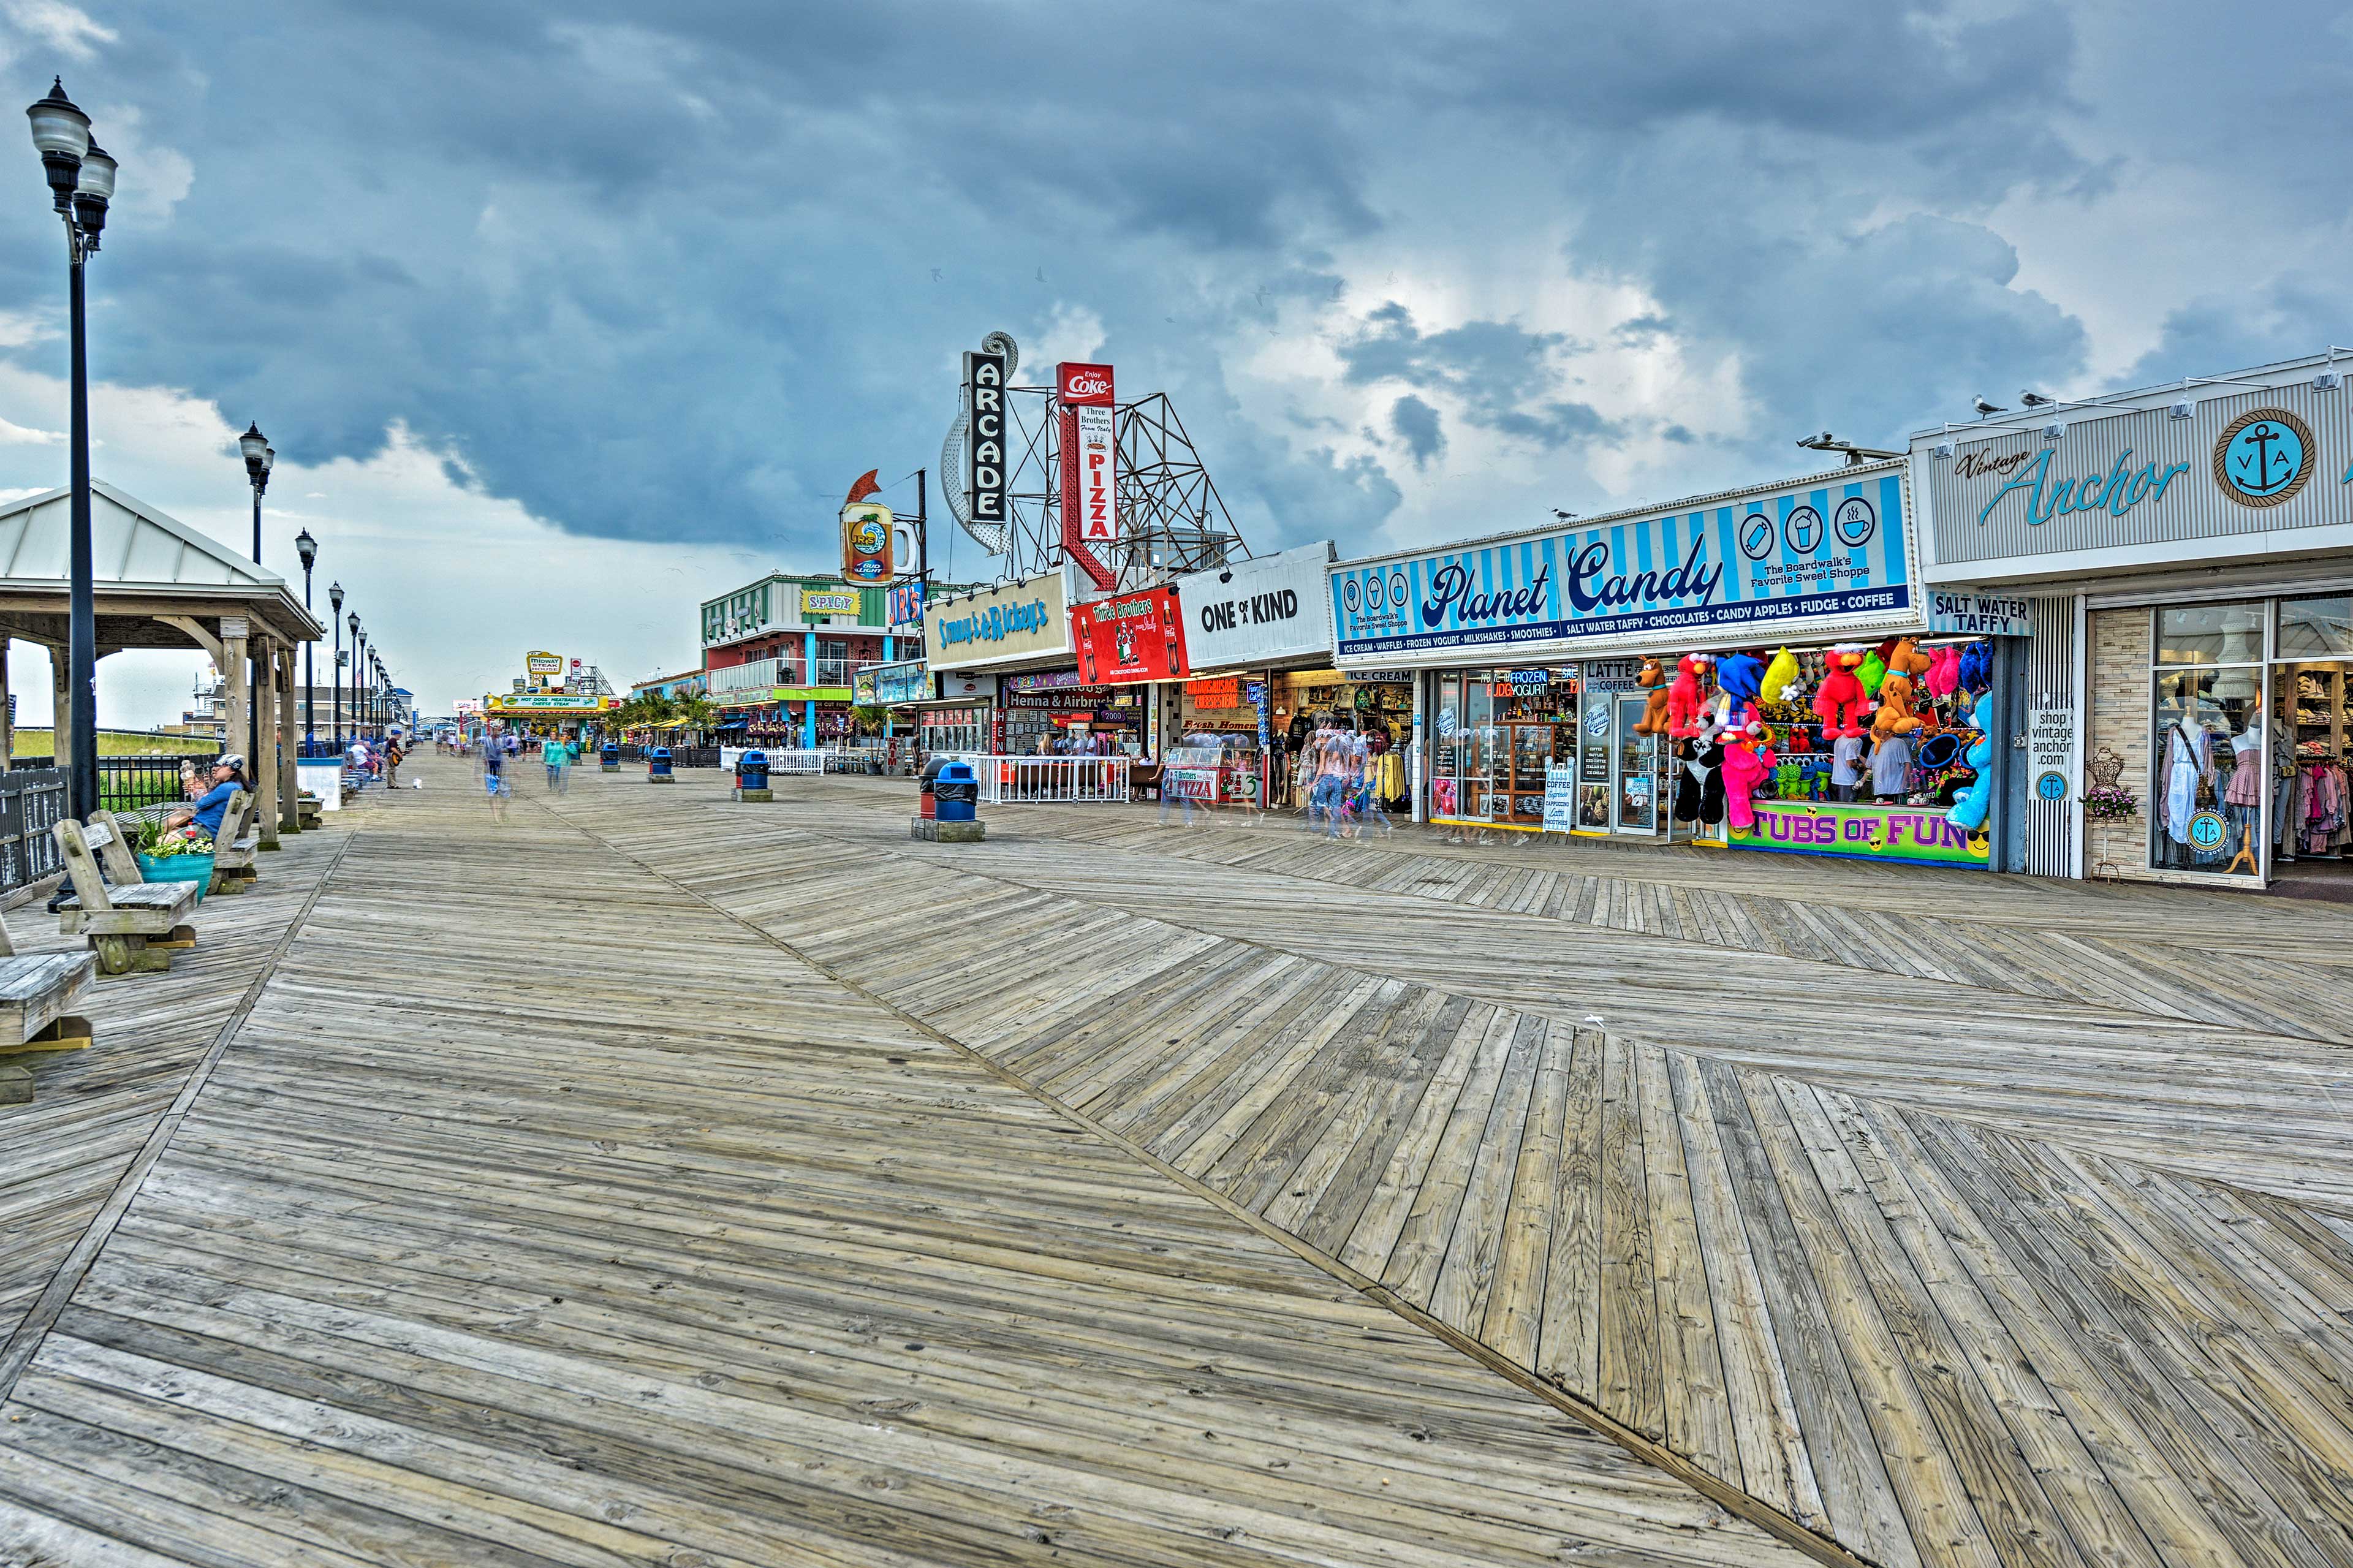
[0,768,66,895]
[100,754,217,811]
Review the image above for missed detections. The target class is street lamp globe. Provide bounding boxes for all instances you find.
[71,142,112,250]
[294,528,316,570]
[328,580,343,613]
[238,422,268,479]
[25,78,88,213]
[347,611,360,640]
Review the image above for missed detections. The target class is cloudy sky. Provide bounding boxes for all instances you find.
[0,0,2341,724]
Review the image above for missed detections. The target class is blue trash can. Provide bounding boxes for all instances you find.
[648,746,674,782]
[933,761,979,822]
[736,749,770,799]
[601,741,621,772]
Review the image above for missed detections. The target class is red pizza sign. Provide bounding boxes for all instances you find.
[1070,587,1188,685]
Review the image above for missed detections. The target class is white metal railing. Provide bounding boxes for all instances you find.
[718,746,824,773]
[934,754,1131,804]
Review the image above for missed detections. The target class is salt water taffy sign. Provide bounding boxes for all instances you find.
[1330,466,1912,659]
[1726,801,1990,866]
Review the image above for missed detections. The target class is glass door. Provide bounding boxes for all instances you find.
[1612,694,1659,833]
[1509,724,1555,822]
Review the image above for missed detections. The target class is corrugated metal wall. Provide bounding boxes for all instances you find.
[2018,594,2078,876]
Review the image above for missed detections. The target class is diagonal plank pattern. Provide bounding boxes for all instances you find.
[549,770,2353,1568]
[0,825,344,1352]
[0,763,1801,1568]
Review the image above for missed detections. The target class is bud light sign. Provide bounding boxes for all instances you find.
[1330,469,1912,657]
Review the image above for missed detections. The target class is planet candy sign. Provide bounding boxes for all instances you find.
[1728,801,1990,867]
[1330,468,1911,661]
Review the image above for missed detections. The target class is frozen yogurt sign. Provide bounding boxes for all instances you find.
[1330,468,1911,659]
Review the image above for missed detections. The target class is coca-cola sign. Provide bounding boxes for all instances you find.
[1057,362,1119,590]
[1058,363,1114,405]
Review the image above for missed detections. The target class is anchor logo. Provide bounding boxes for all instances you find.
[2213,407,2314,509]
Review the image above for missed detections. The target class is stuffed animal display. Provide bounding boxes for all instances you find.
[1716,651,1765,713]
[1632,657,1672,737]
[1672,738,1725,825]
[1812,645,1871,738]
[1924,644,1961,701]
[1857,644,1889,699]
[1762,646,1804,706]
[1720,729,1777,832]
[1945,690,1997,831]
[1870,637,1935,741]
[1667,653,1715,738]
[1958,640,1995,695]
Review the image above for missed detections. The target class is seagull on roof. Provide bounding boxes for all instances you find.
[1972,396,2007,416]
[2020,390,2056,407]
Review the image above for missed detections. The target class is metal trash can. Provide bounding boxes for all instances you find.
[918,755,948,820]
[735,749,771,801]
[933,762,979,822]
[648,746,674,783]
[601,741,621,773]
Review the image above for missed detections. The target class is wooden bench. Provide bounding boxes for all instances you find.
[54,815,199,975]
[297,792,322,829]
[0,893,99,1103]
[209,789,260,895]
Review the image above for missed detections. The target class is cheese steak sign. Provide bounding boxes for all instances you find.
[1070,586,1188,685]
[1174,541,1337,668]
[922,566,1075,672]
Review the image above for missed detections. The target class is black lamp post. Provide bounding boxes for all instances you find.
[26,78,115,821]
[294,528,316,753]
[350,618,364,740]
[237,421,271,765]
[328,581,343,751]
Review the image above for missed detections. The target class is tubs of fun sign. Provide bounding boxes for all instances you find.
[1727,801,1991,867]
[1330,467,1912,660]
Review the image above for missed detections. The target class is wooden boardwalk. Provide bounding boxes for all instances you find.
[0,761,1801,1568]
[539,768,2353,1568]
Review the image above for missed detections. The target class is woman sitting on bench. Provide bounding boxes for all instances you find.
[161,754,247,841]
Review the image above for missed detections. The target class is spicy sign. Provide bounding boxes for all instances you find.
[1070,586,1187,685]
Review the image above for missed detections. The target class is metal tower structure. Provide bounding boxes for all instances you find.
[941,333,1248,590]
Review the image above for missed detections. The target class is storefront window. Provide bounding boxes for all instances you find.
[2150,607,2264,877]
[2277,595,2353,660]
[2156,601,2265,665]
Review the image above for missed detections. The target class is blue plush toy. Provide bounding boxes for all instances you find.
[1946,689,1996,831]
[1958,640,1995,694]
[1716,651,1765,710]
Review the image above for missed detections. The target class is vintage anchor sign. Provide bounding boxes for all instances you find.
[2214,407,2315,507]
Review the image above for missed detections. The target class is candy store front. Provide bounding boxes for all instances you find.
[1329,463,2010,867]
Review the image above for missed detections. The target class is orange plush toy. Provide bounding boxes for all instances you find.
[1666,653,1715,738]
[1632,657,1671,736]
[1812,644,1870,738]
[1870,637,1935,741]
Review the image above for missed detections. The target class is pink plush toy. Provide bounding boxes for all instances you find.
[1721,725,1777,833]
[1924,643,1961,701]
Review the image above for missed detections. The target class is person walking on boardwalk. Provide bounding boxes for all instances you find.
[545,732,573,794]
[478,726,511,822]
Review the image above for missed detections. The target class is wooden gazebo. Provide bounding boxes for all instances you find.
[0,483,327,845]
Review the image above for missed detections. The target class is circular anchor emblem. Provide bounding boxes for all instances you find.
[2214,407,2314,508]
[2186,809,2227,852]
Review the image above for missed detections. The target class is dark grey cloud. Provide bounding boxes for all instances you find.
[1390,394,1443,469]
[0,0,2341,570]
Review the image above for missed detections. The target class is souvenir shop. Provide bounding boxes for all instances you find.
[1002,671,1146,755]
[1169,543,1362,809]
[917,565,1083,754]
[1331,463,2000,866]
[1914,350,2353,888]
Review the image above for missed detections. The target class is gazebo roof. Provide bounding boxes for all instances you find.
[0,483,324,648]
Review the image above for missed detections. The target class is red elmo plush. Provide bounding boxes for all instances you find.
[1813,644,1871,738]
[1667,653,1715,738]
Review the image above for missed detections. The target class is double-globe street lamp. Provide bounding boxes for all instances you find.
[328,582,344,751]
[294,528,316,751]
[350,618,366,740]
[237,423,271,766]
[25,78,116,820]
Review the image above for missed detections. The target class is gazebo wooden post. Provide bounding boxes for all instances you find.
[48,644,71,782]
[220,616,249,809]
[256,640,282,852]
[276,646,299,835]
